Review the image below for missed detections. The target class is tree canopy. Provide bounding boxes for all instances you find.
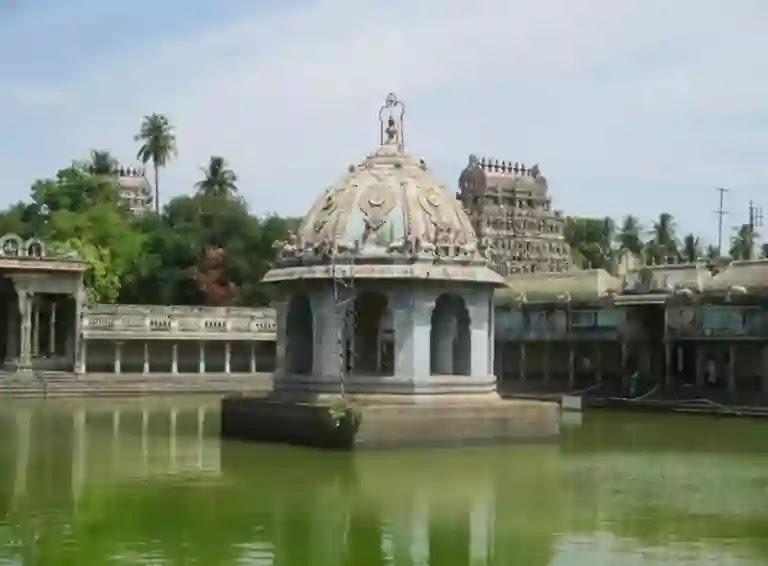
[0,154,297,306]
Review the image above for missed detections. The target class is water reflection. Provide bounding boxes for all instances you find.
[0,400,767,565]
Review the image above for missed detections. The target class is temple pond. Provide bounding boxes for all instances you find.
[1,397,766,565]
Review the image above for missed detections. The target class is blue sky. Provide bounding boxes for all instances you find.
[1,0,767,247]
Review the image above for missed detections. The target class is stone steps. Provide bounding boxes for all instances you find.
[0,372,273,398]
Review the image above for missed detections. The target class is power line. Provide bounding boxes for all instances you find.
[714,187,729,256]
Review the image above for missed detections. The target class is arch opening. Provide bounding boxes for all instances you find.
[430,294,471,376]
[285,295,313,375]
[351,292,394,376]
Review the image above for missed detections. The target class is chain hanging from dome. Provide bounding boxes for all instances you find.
[378,92,405,150]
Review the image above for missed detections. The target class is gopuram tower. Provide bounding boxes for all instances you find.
[458,156,570,275]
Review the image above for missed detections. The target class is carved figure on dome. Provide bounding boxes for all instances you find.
[359,182,396,233]
[418,186,450,232]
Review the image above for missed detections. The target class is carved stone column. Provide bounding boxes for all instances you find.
[74,289,86,375]
[519,343,527,382]
[32,296,40,359]
[249,341,257,373]
[198,341,206,374]
[16,288,33,372]
[224,342,231,375]
[113,341,123,374]
[48,298,57,356]
[143,341,150,375]
[171,343,179,375]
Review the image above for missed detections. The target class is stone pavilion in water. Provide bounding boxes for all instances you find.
[223,94,558,448]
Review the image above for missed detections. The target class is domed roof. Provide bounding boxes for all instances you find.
[264,95,501,285]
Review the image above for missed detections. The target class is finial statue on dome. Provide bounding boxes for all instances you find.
[378,92,405,149]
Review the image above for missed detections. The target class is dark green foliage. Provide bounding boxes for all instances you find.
[564,216,615,270]
[0,156,297,306]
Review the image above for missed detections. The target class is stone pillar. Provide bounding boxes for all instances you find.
[728,344,736,396]
[143,341,150,375]
[171,343,179,375]
[198,341,206,374]
[568,344,575,390]
[113,341,122,374]
[74,289,86,375]
[48,298,57,356]
[32,296,40,358]
[16,289,33,371]
[224,342,231,375]
[543,342,551,384]
[249,341,257,373]
[761,344,768,395]
[78,339,87,375]
[309,288,345,382]
[391,289,431,383]
[468,293,491,379]
[519,343,527,382]
[664,340,672,389]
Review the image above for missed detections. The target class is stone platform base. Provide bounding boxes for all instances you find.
[221,393,560,449]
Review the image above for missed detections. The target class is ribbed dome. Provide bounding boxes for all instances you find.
[265,96,502,284]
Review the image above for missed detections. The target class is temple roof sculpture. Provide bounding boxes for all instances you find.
[265,94,502,285]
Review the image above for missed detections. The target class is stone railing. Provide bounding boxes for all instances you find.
[82,304,276,340]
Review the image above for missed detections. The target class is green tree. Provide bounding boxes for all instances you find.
[135,113,177,213]
[195,156,238,198]
[681,233,702,263]
[88,150,117,175]
[706,244,720,259]
[564,216,614,270]
[616,215,643,255]
[645,212,679,265]
[119,193,297,306]
[730,224,755,260]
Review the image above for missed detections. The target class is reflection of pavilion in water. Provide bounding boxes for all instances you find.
[4,397,221,510]
[219,444,562,565]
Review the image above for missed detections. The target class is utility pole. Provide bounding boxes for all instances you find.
[748,200,763,233]
[714,187,729,256]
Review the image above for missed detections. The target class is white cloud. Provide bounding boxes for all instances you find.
[2,0,768,245]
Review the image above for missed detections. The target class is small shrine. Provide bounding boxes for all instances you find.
[222,94,559,448]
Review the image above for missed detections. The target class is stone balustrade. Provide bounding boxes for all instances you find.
[83,304,276,341]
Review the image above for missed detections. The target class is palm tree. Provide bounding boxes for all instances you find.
[89,150,117,175]
[135,113,177,213]
[730,224,755,260]
[195,156,238,198]
[681,233,702,263]
[616,215,643,255]
[648,212,679,263]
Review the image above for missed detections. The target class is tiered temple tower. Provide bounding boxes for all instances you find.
[457,156,570,275]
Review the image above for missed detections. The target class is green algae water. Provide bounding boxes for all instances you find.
[0,398,766,565]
